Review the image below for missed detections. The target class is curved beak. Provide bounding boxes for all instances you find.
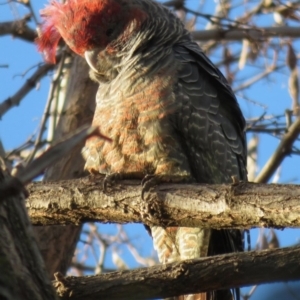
[84,50,99,73]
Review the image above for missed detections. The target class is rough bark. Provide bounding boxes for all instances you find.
[0,170,58,300]
[27,178,300,229]
[53,246,300,300]
[33,56,97,277]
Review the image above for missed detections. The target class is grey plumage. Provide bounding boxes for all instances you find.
[37,1,247,299]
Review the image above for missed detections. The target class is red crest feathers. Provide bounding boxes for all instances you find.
[36,0,147,63]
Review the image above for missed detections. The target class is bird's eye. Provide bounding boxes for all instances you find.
[106,28,114,37]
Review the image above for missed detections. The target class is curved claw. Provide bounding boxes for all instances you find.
[141,174,160,200]
[103,172,144,193]
[103,173,123,192]
[141,174,155,186]
[141,174,195,199]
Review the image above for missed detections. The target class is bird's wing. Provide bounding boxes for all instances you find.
[171,42,247,300]
[172,41,247,185]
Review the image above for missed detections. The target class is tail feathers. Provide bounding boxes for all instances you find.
[151,226,238,300]
[166,294,207,300]
[208,229,242,300]
[168,290,233,300]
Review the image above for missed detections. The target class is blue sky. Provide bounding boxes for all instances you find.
[1,0,300,299]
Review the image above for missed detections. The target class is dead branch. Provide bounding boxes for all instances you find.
[54,245,300,300]
[27,178,300,229]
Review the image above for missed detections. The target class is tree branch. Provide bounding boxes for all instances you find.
[0,63,55,118]
[0,15,37,42]
[35,57,98,277]
[54,246,300,300]
[192,26,300,41]
[0,168,57,300]
[27,178,300,228]
[2,17,300,44]
[255,117,300,183]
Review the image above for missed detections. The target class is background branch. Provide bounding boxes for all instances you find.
[2,16,300,44]
[192,26,300,41]
[54,245,300,300]
[0,63,55,118]
[0,15,36,42]
[255,117,300,183]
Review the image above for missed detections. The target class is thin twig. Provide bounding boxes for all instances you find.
[0,62,55,118]
[255,117,300,183]
[26,53,67,165]
[24,0,39,25]
[233,65,281,92]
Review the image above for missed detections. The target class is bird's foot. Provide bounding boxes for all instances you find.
[103,173,123,192]
[141,174,194,199]
[231,175,240,185]
[103,172,144,192]
[83,173,105,185]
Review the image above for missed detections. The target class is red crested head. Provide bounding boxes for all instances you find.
[36,0,147,63]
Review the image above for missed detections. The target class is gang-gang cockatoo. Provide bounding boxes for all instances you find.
[37,0,247,299]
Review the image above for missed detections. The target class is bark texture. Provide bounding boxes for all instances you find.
[27,178,300,228]
[53,246,300,300]
[0,170,57,300]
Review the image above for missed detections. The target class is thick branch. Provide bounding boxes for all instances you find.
[192,26,300,41]
[0,170,57,300]
[0,16,37,42]
[27,178,300,228]
[54,246,300,300]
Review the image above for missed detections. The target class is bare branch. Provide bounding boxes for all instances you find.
[2,16,300,45]
[54,246,300,300]
[26,53,69,165]
[247,135,259,182]
[0,63,55,118]
[0,15,36,42]
[192,26,300,41]
[255,117,300,183]
[233,65,281,93]
[27,178,300,228]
